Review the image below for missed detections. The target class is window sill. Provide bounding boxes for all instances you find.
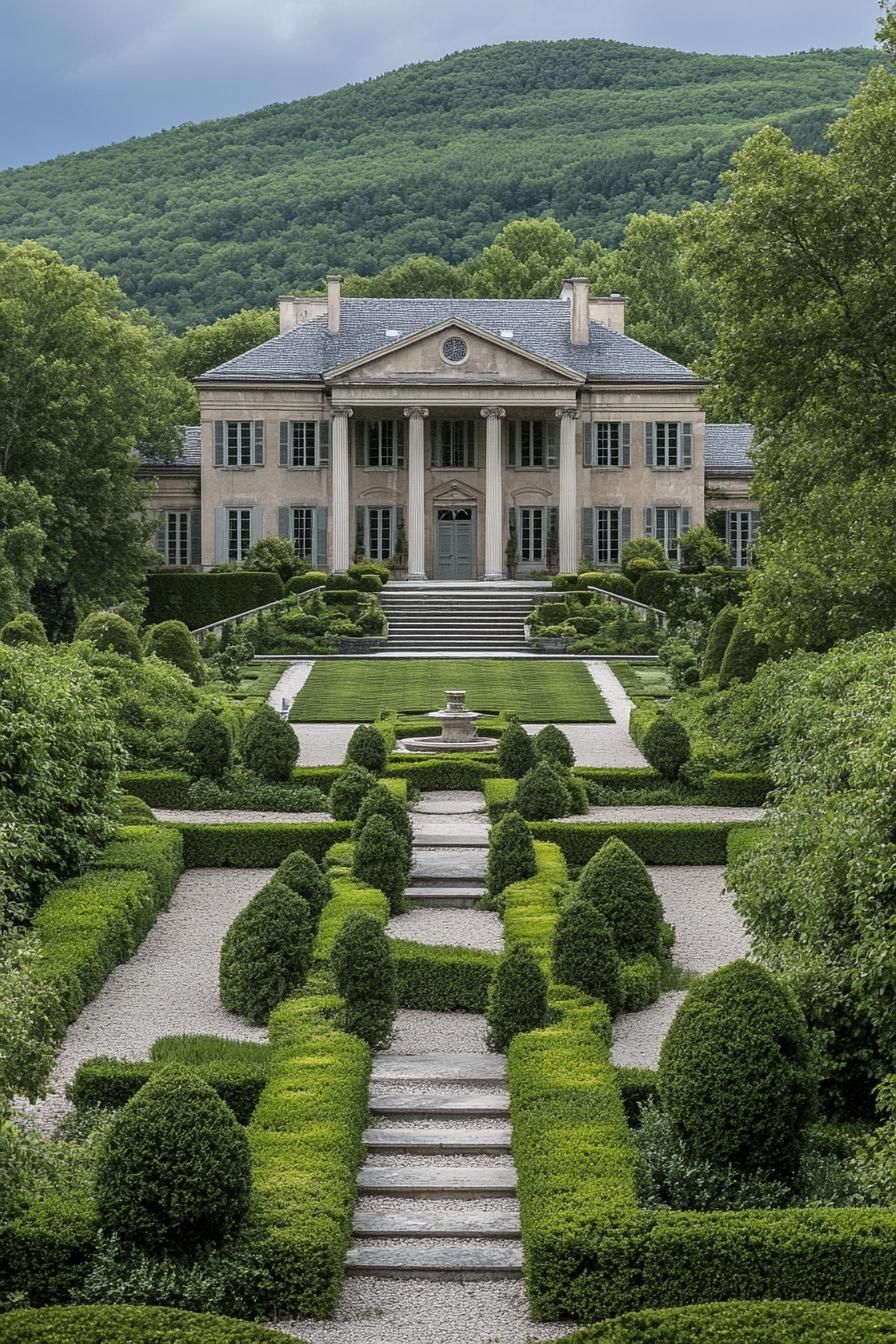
[279,464,325,471]
[214,465,260,471]
[648,466,693,472]
[586,464,629,470]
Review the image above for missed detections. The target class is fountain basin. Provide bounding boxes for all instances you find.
[396,689,499,755]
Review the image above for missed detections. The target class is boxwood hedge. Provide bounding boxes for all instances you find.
[146,572,284,629]
[557,1299,896,1343]
[529,821,742,867]
[391,940,498,1012]
[0,1306,289,1343]
[703,772,772,807]
[119,770,191,808]
[68,1056,269,1125]
[176,821,350,868]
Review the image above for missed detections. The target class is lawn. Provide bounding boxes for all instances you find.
[611,659,673,700]
[289,660,612,723]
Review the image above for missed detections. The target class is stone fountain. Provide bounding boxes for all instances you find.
[398,689,498,754]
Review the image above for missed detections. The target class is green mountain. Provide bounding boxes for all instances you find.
[0,39,875,329]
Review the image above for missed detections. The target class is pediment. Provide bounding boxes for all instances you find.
[325,319,583,385]
[432,478,484,503]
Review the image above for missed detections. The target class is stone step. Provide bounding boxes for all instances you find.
[412,833,489,849]
[368,1091,510,1118]
[357,1165,517,1198]
[345,1243,523,1280]
[363,1126,512,1154]
[371,1053,506,1084]
[404,887,482,908]
[353,1208,521,1238]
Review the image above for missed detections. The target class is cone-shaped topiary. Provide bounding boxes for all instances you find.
[76,611,143,661]
[658,960,816,1178]
[534,723,575,768]
[486,943,548,1052]
[331,911,396,1047]
[565,772,590,815]
[487,810,536,896]
[344,723,387,774]
[144,620,206,685]
[718,613,769,689]
[552,898,622,1013]
[577,837,663,960]
[219,878,313,1023]
[0,611,48,647]
[351,783,412,861]
[274,849,332,923]
[94,1063,251,1249]
[353,813,408,913]
[496,718,536,779]
[329,763,378,820]
[642,712,691,780]
[515,759,571,820]
[185,711,232,781]
[702,605,739,678]
[240,704,299,782]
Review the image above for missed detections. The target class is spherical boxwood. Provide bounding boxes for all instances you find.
[486,943,549,1052]
[331,910,396,1047]
[579,572,636,600]
[351,783,413,860]
[345,723,388,774]
[702,604,739,678]
[185,710,232,781]
[718,612,769,689]
[274,848,332,923]
[144,619,206,685]
[219,878,313,1023]
[496,718,536,779]
[353,812,409,913]
[0,611,48,647]
[94,1063,251,1250]
[577,837,663,960]
[552,897,622,1013]
[534,723,575,768]
[0,1306,289,1344]
[329,763,378,820]
[240,703,299,782]
[658,960,816,1178]
[75,611,143,661]
[555,1299,896,1344]
[487,809,536,895]
[515,759,571,821]
[641,712,691,781]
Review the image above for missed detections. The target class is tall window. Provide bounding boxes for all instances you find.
[592,424,627,468]
[654,423,679,468]
[358,420,406,468]
[228,508,253,563]
[163,511,190,566]
[433,420,475,468]
[289,422,317,467]
[519,508,545,563]
[291,507,315,563]
[727,510,759,568]
[366,508,393,562]
[646,422,693,470]
[226,421,253,467]
[595,508,622,565]
[508,420,559,469]
[653,507,686,562]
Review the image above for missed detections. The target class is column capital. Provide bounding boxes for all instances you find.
[331,406,353,419]
[555,406,579,420]
[480,406,507,419]
[402,406,430,420]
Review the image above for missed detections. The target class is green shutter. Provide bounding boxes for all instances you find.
[189,508,202,566]
[250,507,264,546]
[583,422,594,468]
[279,422,289,467]
[355,506,365,555]
[213,508,229,563]
[506,422,517,468]
[581,507,594,562]
[213,421,225,466]
[355,421,365,467]
[644,423,655,468]
[546,419,559,468]
[278,506,290,539]
[395,419,407,468]
[317,419,330,466]
[644,506,654,537]
[315,507,328,569]
[621,423,631,468]
[620,507,632,546]
[253,421,265,467]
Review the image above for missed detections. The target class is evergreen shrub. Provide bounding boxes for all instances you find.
[718,613,769,689]
[580,572,636,599]
[554,1300,896,1343]
[351,783,412,860]
[486,943,548,1051]
[219,879,313,1023]
[702,604,739,678]
[144,620,206,685]
[329,764,378,820]
[94,1064,251,1250]
[344,724,387,774]
[353,813,408,913]
[0,1306,286,1343]
[185,711,232,781]
[487,810,537,896]
[642,713,691,780]
[516,760,571,820]
[331,911,395,1046]
[146,572,284,628]
[75,611,143,660]
[496,718,536,778]
[534,723,575,768]
[577,838,663,959]
[285,570,327,595]
[0,611,48,646]
[552,898,622,1013]
[274,849,331,923]
[241,705,299,782]
[566,772,590,815]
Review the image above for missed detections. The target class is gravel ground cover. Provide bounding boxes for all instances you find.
[387,909,503,952]
[154,809,330,824]
[649,865,750,974]
[611,991,688,1069]
[580,805,765,823]
[386,1010,488,1054]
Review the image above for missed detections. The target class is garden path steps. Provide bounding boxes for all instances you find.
[345,791,524,1282]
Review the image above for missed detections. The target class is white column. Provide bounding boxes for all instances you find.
[403,406,429,580]
[330,407,352,573]
[556,407,578,574]
[481,406,506,581]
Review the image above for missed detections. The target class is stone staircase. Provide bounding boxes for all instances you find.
[379,582,547,653]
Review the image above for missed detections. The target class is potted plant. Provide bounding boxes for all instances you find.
[505,516,519,579]
[546,519,559,574]
[389,528,408,577]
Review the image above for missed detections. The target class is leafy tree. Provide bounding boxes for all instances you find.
[677,525,730,574]
[0,477,52,628]
[621,538,667,579]
[0,611,48,648]
[170,307,278,383]
[468,218,580,298]
[76,612,144,661]
[242,535,305,584]
[144,620,205,685]
[343,255,466,297]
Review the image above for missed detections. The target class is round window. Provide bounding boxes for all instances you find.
[441,337,469,365]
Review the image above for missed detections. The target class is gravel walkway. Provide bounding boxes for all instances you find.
[611,991,687,1070]
[265,660,356,765]
[154,810,330,824]
[521,661,648,768]
[386,1010,488,1055]
[581,805,764,824]
[387,908,504,953]
[266,660,315,713]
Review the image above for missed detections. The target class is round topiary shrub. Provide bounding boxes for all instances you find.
[486,943,549,1052]
[577,837,663,960]
[353,813,408,913]
[344,723,388,774]
[496,718,536,779]
[185,710,232,781]
[552,898,622,1013]
[331,911,396,1047]
[285,570,328,595]
[658,960,816,1178]
[487,809,536,896]
[0,611,48,647]
[579,572,636,599]
[351,783,412,861]
[0,1306,290,1343]
[144,620,206,686]
[329,763,378,820]
[534,724,575,768]
[240,704,299,782]
[219,878,313,1023]
[642,712,691,780]
[75,611,143,661]
[274,849,332,923]
[718,613,769,689]
[94,1063,251,1250]
[515,760,571,821]
[545,1299,896,1343]
[702,604,739,678]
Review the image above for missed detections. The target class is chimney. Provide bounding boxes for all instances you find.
[279,295,328,334]
[588,293,626,335]
[561,277,590,345]
[327,274,342,335]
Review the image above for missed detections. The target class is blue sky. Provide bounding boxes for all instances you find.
[0,0,882,170]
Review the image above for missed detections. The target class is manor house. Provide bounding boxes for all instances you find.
[146,277,757,577]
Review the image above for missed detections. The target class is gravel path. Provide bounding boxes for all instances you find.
[28,868,272,1132]
[265,662,356,765]
[387,908,503,952]
[386,1010,488,1054]
[154,810,330,824]
[521,660,648,768]
[611,991,687,1070]
[582,805,764,824]
[266,660,315,712]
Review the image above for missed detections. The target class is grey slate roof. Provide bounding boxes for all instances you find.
[197,300,701,385]
[137,425,201,471]
[704,423,755,473]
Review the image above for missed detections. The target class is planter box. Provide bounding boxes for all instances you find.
[337,636,388,654]
[523,622,571,654]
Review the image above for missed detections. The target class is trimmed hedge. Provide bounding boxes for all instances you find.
[529,821,746,867]
[615,1066,660,1125]
[703,772,772,807]
[313,875,389,969]
[727,822,764,866]
[384,756,501,789]
[0,1307,288,1343]
[484,777,519,821]
[575,768,665,792]
[620,955,663,1012]
[120,770,191,809]
[0,1193,96,1308]
[557,1300,896,1342]
[176,822,351,868]
[628,702,660,752]
[93,826,184,907]
[391,940,498,1012]
[502,841,569,973]
[69,1055,269,1124]
[146,572,285,629]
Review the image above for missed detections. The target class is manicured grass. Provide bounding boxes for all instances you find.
[207,658,291,706]
[611,659,673,700]
[290,660,612,723]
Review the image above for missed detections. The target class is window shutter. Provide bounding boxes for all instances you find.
[548,506,559,543]
[546,419,559,468]
[680,507,692,534]
[214,421,225,467]
[250,507,264,546]
[355,421,365,467]
[581,507,595,562]
[278,506,290,539]
[644,506,654,538]
[253,421,265,467]
[645,423,655,468]
[355,506,365,554]
[750,509,761,530]
[152,513,167,557]
[621,507,632,546]
[315,507,328,570]
[431,422,441,468]
[214,508,229,563]
[621,423,631,468]
[583,422,594,468]
[279,421,289,467]
[507,422,517,468]
[396,506,405,535]
[395,418,407,468]
[681,422,693,468]
[465,421,476,468]
[189,507,202,566]
[317,418,330,466]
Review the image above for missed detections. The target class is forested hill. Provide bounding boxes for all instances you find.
[0,39,874,329]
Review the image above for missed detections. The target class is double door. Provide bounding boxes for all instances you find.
[435,507,475,579]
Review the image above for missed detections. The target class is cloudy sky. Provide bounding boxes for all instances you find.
[1,0,881,170]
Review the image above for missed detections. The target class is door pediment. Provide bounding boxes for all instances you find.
[432,477,483,504]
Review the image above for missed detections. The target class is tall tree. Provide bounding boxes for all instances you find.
[0,477,52,627]
[343,256,466,298]
[467,218,583,298]
[170,307,279,385]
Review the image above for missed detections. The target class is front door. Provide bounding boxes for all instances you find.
[435,507,475,579]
